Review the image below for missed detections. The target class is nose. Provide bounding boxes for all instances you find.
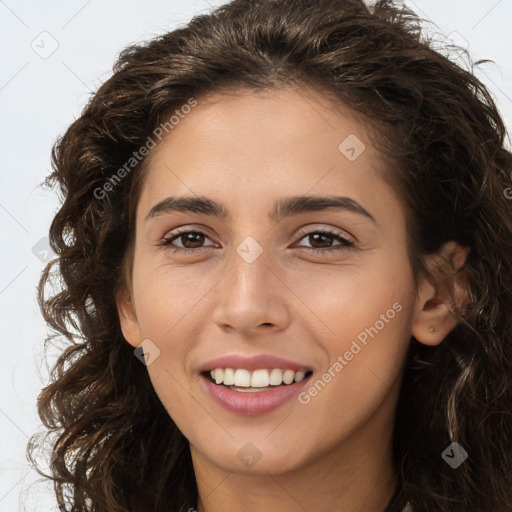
[211,245,291,335]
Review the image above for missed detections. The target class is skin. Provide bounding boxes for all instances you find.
[116,85,470,512]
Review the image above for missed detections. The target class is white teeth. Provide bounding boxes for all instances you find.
[282,369,295,384]
[223,368,235,386]
[250,369,269,387]
[207,367,310,388]
[294,371,306,382]
[269,368,283,385]
[233,369,251,387]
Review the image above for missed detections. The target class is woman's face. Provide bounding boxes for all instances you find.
[117,86,423,476]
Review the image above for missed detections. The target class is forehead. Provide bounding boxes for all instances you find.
[136,85,399,224]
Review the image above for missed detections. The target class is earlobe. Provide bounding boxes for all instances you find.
[411,241,472,346]
[115,286,142,348]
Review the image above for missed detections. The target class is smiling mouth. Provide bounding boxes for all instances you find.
[201,369,314,392]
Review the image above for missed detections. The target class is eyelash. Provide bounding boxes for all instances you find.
[158,228,355,255]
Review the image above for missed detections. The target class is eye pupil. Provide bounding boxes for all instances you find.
[182,232,204,248]
[310,233,332,248]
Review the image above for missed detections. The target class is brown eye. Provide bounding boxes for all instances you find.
[296,230,355,253]
[160,230,216,253]
[176,232,206,249]
[306,232,335,248]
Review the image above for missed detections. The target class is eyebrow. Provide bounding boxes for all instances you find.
[145,194,377,225]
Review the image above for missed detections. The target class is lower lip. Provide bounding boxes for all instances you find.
[200,373,312,416]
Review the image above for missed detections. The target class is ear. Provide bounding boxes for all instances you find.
[411,240,472,346]
[115,285,143,348]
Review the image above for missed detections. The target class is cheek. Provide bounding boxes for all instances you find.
[130,261,218,417]
[283,255,410,341]
[291,306,411,465]
[132,261,209,338]
[292,261,414,418]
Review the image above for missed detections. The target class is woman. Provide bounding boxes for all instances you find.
[28,0,512,511]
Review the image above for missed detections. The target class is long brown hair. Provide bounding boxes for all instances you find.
[27,1,512,510]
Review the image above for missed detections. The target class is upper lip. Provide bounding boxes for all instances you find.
[199,354,313,373]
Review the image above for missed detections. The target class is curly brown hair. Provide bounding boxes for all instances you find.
[27,0,512,511]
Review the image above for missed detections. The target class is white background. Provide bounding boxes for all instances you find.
[0,1,511,510]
